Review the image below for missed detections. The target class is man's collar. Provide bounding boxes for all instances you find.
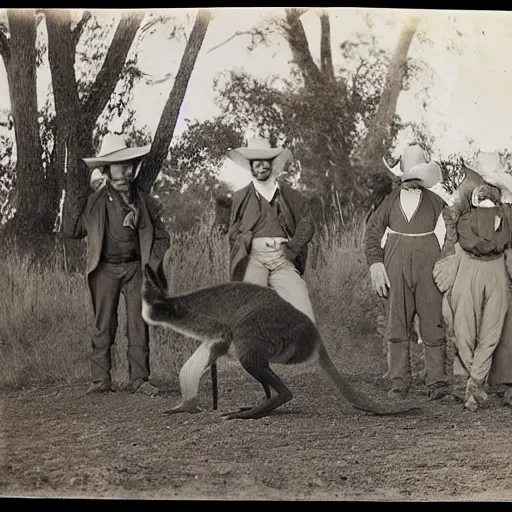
[252,179,280,202]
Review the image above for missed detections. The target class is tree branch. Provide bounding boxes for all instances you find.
[206,30,251,54]
[351,60,365,101]
[139,15,166,37]
[283,8,324,89]
[319,10,334,83]
[82,11,144,130]
[355,16,421,173]
[72,10,91,48]
[137,9,212,192]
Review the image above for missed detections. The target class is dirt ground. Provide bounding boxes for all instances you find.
[1,358,512,502]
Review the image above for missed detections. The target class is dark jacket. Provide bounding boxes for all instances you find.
[67,184,170,288]
[227,182,315,281]
[456,205,512,260]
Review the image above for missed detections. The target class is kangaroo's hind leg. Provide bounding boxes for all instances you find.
[222,353,293,420]
[164,340,228,415]
[236,383,271,413]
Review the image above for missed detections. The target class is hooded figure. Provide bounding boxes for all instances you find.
[224,137,316,322]
[434,152,512,410]
[364,144,449,401]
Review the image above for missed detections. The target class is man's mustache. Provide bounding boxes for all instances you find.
[111,178,133,186]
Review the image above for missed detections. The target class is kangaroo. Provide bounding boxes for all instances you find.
[141,263,421,420]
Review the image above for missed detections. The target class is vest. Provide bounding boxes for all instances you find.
[252,189,288,239]
[101,191,141,264]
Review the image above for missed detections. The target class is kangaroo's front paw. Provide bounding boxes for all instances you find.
[163,398,202,415]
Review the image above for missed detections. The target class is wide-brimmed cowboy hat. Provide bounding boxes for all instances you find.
[83,133,151,169]
[399,145,442,188]
[382,144,442,189]
[474,151,512,204]
[227,137,293,174]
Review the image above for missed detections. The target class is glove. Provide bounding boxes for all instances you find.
[433,254,458,293]
[370,262,390,298]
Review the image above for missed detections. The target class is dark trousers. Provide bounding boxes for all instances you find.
[384,235,447,389]
[88,261,150,383]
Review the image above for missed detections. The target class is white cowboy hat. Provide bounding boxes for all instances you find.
[474,151,512,204]
[399,145,442,188]
[382,144,442,189]
[227,137,293,173]
[83,133,151,169]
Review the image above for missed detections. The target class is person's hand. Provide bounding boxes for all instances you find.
[370,262,390,298]
[280,241,298,262]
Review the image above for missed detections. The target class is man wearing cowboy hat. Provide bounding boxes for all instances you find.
[66,133,170,395]
[364,144,449,400]
[224,137,316,322]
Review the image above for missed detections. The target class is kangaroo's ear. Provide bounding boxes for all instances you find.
[144,263,159,290]
[155,259,168,290]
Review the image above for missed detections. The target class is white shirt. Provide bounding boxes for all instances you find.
[252,178,279,203]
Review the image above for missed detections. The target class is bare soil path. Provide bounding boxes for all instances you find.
[2,360,512,501]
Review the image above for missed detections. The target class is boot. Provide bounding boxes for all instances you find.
[387,341,411,398]
[466,377,488,406]
[451,374,467,402]
[424,341,449,400]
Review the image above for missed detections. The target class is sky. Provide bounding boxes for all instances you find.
[1,7,512,190]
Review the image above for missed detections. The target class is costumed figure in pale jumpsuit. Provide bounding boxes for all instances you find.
[433,152,512,410]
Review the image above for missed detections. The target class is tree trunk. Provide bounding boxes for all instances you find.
[81,12,145,133]
[283,9,326,90]
[45,10,84,227]
[6,10,51,238]
[45,10,90,272]
[137,9,211,193]
[355,16,421,173]
[56,12,143,241]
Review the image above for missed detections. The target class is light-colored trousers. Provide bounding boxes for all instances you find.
[451,250,509,385]
[243,237,316,323]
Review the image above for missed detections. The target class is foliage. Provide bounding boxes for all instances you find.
[0,11,153,227]
[158,25,422,225]
[0,131,15,223]
[500,149,512,175]
[167,117,243,191]
[438,154,469,195]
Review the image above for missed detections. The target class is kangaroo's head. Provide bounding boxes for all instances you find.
[142,262,187,327]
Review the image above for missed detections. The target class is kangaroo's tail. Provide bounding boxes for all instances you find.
[316,344,421,416]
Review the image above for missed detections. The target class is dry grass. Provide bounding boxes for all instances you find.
[0,220,386,390]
